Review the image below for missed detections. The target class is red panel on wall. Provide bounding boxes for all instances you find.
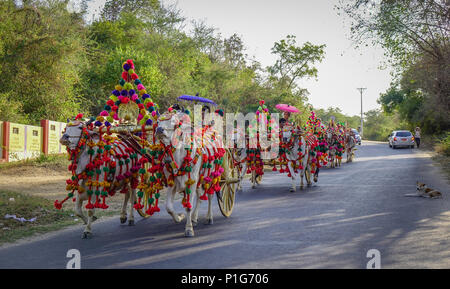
[40,119,49,156]
[1,121,10,162]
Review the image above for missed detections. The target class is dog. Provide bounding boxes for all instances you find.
[404,181,442,198]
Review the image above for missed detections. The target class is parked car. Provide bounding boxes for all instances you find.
[388,130,415,149]
[351,129,362,145]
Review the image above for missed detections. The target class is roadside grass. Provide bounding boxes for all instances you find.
[0,154,69,171]
[0,190,121,245]
[431,134,450,181]
[420,134,450,182]
[0,153,176,245]
[432,154,450,181]
[0,190,76,244]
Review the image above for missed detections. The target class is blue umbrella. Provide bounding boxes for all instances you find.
[177,94,217,106]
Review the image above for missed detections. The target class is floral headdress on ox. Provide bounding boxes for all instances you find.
[161,103,226,209]
[244,100,269,177]
[105,59,159,127]
[55,59,163,215]
[304,111,329,172]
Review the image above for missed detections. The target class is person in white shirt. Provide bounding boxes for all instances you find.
[414,127,421,148]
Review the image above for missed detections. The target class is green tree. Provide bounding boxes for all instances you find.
[0,0,89,123]
[338,0,449,66]
[338,0,449,134]
[0,0,322,126]
[101,0,160,21]
[223,33,246,68]
[363,109,406,141]
[268,35,326,91]
[315,107,360,128]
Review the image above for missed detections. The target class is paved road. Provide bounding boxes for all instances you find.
[0,141,449,268]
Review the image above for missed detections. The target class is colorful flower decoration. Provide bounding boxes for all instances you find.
[56,60,163,215]
[303,111,329,173]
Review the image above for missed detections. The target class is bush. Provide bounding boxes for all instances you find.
[0,190,75,244]
[0,154,68,171]
[0,93,27,123]
[435,132,450,156]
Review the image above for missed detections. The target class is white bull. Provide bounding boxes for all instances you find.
[230,147,247,191]
[229,129,248,191]
[59,121,139,238]
[282,127,311,192]
[326,129,337,168]
[345,132,356,163]
[230,147,262,190]
[156,110,224,237]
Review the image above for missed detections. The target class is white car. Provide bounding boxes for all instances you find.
[351,129,362,145]
[388,130,415,149]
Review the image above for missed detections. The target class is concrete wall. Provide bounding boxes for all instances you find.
[48,121,66,154]
[8,123,26,161]
[0,120,66,162]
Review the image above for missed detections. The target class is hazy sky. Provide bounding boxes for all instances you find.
[86,0,393,116]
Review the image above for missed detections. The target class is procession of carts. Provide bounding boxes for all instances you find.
[57,60,357,238]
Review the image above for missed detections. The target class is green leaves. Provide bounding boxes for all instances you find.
[0,0,88,124]
[338,0,450,135]
[268,35,326,91]
[378,86,405,114]
[0,0,326,126]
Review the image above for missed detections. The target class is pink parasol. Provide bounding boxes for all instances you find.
[275,104,301,113]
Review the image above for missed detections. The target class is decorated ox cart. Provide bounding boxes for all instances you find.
[55,59,358,238]
[232,101,358,192]
[166,94,239,219]
[56,60,238,238]
[231,101,322,192]
[57,60,161,239]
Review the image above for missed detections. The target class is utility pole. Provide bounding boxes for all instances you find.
[357,87,366,137]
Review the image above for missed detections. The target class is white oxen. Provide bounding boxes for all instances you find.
[231,124,275,190]
[345,131,356,163]
[59,121,139,239]
[229,128,248,191]
[326,129,337,168]
[231,147,262,190]
[231,147,247,191]
[156,109,224,237]
[282,126,311,192]
[230,149,263,191]
[230,132,269,190]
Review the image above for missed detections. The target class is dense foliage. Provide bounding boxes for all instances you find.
[0,0,89,123]
[313,107,405,141]
[338,0,449,136]
[2,0,443,144]
[0,0,327,125]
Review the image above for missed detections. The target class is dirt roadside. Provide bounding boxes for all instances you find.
[0,162,138,244]
[0,165,135,212]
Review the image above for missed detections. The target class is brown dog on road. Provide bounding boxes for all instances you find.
[404,182,443,198]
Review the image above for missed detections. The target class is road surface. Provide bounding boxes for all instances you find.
[0,141,449,268]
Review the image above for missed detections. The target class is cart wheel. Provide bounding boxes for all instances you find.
[218,150,237,217]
